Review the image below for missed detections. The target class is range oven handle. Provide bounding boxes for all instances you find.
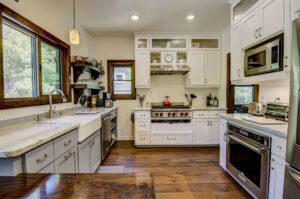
[225,133,267,154]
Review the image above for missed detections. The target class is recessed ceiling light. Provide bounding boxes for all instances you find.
[131,15,140,21]
[187,15,195,20]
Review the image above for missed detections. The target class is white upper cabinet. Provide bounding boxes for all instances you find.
[150,37,188,50]
[186,51,221,88]
[135,51,150,88]
[135,37,149,50]
[241,8,260,48]
[241,0,284,49]
[259,0,284,40]
[294,0,300,14]
[205,51,221,86]
[231,22,243,81]
[187,51,205,87]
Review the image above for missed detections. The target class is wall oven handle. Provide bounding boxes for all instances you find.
[225,133,267,154]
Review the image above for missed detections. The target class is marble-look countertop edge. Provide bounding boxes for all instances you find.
[0,124,80,158]
[219,114,288,139]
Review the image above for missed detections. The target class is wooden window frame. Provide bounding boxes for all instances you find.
[107,60,136,100]
[0,3,71,109]
[226,53,259,113]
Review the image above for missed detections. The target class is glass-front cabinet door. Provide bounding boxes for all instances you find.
[190,38,220,50]
[135,37,149,50]
[150,37,188,50]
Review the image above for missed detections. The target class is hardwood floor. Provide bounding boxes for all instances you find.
[102,141,252,199]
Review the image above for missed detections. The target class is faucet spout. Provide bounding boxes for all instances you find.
[48,89,67,118]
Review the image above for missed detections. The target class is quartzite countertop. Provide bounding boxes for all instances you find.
[0,107,118,158]
[219,114,288,139]
[0,173,155,199]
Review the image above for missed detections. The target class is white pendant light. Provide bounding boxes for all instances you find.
[70,0,80,45]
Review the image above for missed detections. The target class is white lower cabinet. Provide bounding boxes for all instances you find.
[54,146,78,173]
[38,163,55,174]
[78,130,101,173]
[151,134,193,145]
[193,119,220,145]
[219,119,227,170]
[268,154,286,199]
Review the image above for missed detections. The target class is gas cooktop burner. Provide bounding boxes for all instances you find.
[151,102,192,119]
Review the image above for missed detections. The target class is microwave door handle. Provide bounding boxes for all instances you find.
[225,133,266,154]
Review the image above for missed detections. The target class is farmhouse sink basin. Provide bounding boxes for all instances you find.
[44,115,101,143]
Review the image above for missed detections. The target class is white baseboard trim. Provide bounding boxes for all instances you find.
[117,136,134,141]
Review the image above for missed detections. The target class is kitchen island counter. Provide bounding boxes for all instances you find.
[220,113,288,138]
[0,173,155,199]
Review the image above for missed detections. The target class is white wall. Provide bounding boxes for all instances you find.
[92,36,137,140]
[259,79,290,104]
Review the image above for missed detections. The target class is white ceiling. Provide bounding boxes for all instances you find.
[63,0,231,37]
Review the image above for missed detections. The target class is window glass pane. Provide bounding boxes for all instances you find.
[234,86,254,105]
[3,23,35,98]
[113,81,131,95]
[113,67,131,81]
[41,42,61,95]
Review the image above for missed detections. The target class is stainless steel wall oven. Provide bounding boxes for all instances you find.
[225,124,271,199]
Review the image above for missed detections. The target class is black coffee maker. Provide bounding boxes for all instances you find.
[103,92,113,108]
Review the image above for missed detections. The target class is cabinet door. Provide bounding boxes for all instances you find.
[268,154,286,199]
[208,119,220,145]
[295,0,300,14]
[241,8,259,48]
[54,147,77,173]
[231,22,243,81]
[135,37,149,50]
[205,51,221,86]
[193,120,209,144]
[90,132,101,173]
[78,139,91,173]
[187,51,205,87]
[135,51,150,88]
[259,0,284,40]
[38,163,54,174]
[219,120,227,170]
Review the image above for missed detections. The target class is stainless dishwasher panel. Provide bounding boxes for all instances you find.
[101,114,112,161]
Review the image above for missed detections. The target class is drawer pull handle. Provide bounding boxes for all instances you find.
[59,152,75,166]
[277,145,282,149]
[90,140,96,147]
[167,137,176,141]
[64,140,72,147]
[36,154,48,164]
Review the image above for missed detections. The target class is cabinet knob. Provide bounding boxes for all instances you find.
[36,153,48,164]
[277,145,282,149]
[271,167,275,170]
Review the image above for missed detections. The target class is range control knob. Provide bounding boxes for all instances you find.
[172,112,176,117]
[185,112,189,116]
[155,113,159,117]
[168,112,171,117]
[180,112,184,116]
[160,113,163,117]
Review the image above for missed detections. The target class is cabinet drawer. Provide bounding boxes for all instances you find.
[54,146,77,173]
[151,134,193,145]
[25,141,54,173]
[135,121,151,132]
[210,111,226,119]
[38,163,54,174]
[271,136,287,159]
[135,111,150,120]
[135,134,150,145]
[54,129,78,159]
[193,111,209,119]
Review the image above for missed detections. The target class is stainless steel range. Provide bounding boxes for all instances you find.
[151,103,192,120]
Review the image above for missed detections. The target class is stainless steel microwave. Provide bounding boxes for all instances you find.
[244,34,284,77]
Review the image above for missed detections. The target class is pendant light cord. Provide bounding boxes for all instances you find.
[73,0,76,28]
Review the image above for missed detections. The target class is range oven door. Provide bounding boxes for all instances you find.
[225,133,270,199]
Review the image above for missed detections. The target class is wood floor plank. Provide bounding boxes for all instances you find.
[103,141,253,199]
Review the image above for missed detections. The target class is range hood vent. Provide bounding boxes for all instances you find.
[150,65,190,75]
